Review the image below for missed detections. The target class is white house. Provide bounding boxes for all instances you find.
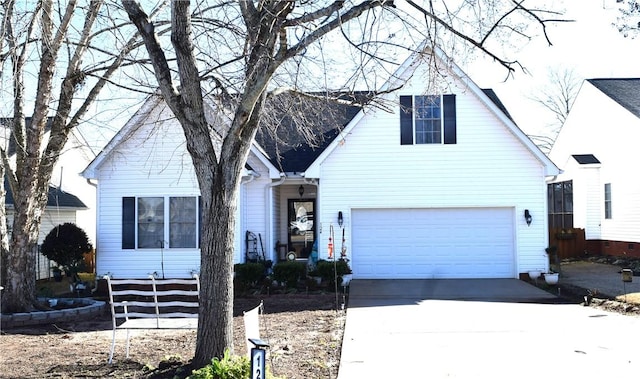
[83,47,559,279]
[549,78,640,257]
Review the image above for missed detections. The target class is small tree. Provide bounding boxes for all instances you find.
[41,223,93,282]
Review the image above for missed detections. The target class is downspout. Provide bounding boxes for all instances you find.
[86,178,98,282]
[240,171,259,263]
[265,173,286,263]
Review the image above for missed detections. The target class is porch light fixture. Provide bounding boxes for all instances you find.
[298,185,304,197]
[524,209,532,226]
[338,211,343,227]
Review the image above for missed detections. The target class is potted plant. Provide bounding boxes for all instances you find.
[527,270,542,281]
[316,258,352,287]
[544,271,559,285]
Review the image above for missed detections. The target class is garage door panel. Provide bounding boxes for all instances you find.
[352,208,515,279]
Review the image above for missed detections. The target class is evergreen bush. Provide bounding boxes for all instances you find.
[41,223,92,281]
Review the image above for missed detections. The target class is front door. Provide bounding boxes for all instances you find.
[288,199,315,259]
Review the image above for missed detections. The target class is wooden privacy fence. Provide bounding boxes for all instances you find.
[549,228,586,259]
[83,249,96,273]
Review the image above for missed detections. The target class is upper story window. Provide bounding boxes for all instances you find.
[400,94,456,145]
[604,183,612,219]
[415,95,441,143]
[123,196,199,249]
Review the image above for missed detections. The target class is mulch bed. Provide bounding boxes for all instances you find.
[1,294,345,379]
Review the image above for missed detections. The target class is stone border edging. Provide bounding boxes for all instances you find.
[1,298,107,329]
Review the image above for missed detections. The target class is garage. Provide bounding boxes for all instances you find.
[351,208,515,279]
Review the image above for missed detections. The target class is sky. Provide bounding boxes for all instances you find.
[465,0,639,138]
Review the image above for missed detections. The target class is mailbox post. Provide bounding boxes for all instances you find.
[249,338,269,379]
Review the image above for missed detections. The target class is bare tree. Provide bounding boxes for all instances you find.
[121,0,563,367]
[528,67,581,152]
[616,0,640,37]
[0,1,152,312]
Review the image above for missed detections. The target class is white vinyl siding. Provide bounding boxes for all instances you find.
[313,61,551,276]
[92,99,273,277]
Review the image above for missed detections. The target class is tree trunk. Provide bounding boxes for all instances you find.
[193,174,238,366]
[2,216,40,313]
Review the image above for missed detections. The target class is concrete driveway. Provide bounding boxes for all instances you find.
[338,279,640,379]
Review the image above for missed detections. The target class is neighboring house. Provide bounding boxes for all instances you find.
[4,180,88,278]
[549,78,640,257]
[1,118,97,277]
[83,46,559,279]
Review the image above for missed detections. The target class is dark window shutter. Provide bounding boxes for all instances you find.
[198,196,202,249]
[122,197,135,249]
[443,94,457,144]
[400,95,414,145]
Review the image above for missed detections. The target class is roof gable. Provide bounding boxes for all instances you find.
[587,78,640,119]
[306,45,560,177]
[83,93,281,179]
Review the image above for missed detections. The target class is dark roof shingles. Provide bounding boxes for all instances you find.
[588,78,640,119]
[4,178,87,209]
[572,154,601,165]
[254,89,512,173]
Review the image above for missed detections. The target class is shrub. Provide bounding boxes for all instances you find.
[41,223,92,281]
[316,259,352,286]
[234,262,265,287]
[272,261,306,288]
[189,350,249,379]
[189,349,282,379]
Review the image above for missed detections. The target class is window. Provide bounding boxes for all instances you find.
[604,183,612,219]
[138,197,164,248]
[122,196,199,249]
[415,95,441,144]
[400,94,456,145]
[170,197,197,248]
[547,180,573,228]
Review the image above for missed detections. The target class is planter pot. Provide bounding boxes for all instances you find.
[544,273,559,285]
[528,271,542,281]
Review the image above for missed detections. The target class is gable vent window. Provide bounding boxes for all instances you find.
[400,94,456,145]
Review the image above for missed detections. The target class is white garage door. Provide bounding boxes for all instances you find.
[351,208,515,279]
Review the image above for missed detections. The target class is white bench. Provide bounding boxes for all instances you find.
[103,274,200,363]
